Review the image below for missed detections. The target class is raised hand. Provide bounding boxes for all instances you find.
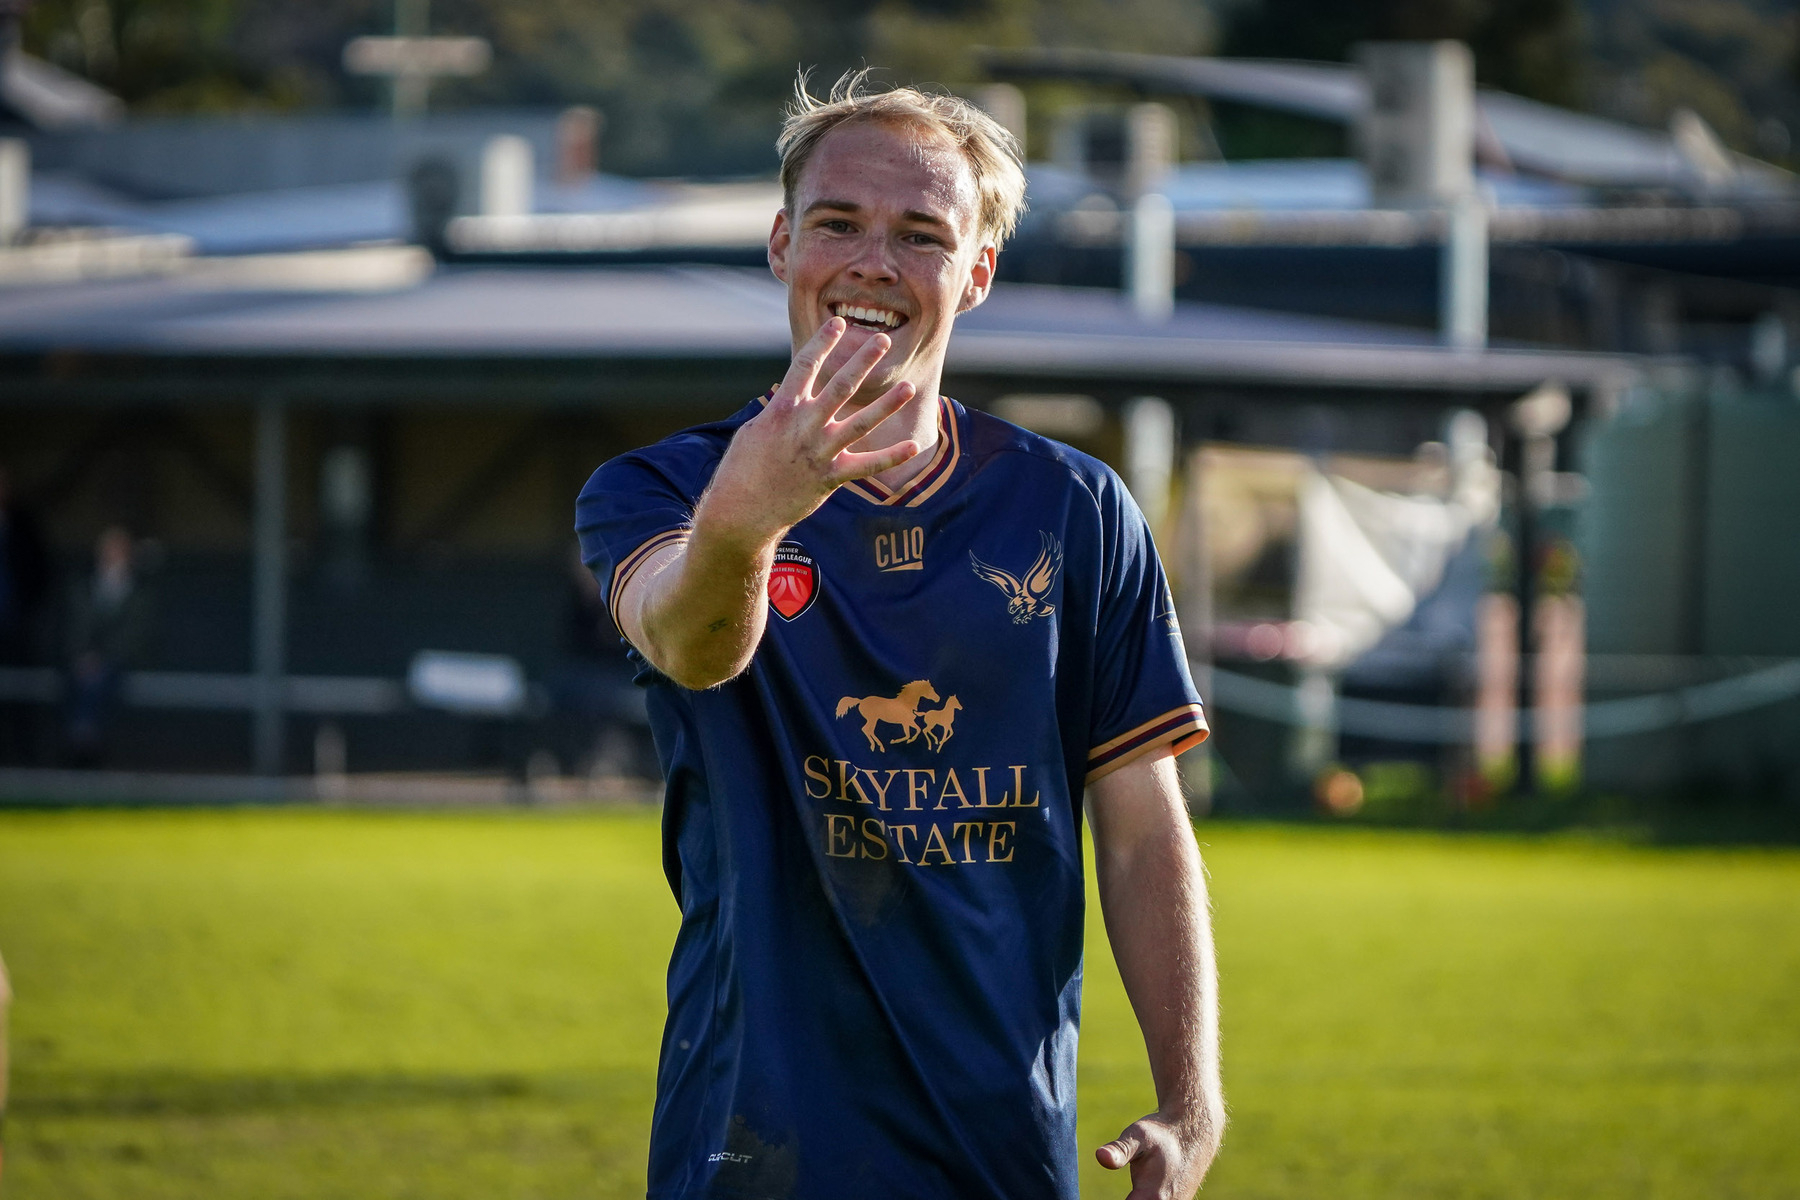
[700,317,920,544]
[618,317,925,690]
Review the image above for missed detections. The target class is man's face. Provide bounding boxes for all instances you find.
[769,119,996,406]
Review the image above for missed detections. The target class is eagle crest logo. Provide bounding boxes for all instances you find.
[970,532,1064,624]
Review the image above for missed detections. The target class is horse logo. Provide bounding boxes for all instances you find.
[920,695,961,751]
[836,680,939,752]
[970,532,1063,624]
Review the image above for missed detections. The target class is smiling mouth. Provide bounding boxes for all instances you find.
[830,302,907,332]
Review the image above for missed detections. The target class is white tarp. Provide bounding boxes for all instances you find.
[1292,447,1498,670]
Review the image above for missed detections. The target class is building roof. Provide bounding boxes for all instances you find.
[983,47,1798,198]
[0,261,1649,405]
[0,51,123,131]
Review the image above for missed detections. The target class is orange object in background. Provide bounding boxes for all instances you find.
[1315,767,1365,816]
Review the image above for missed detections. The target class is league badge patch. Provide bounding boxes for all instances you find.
[768,541,820,621]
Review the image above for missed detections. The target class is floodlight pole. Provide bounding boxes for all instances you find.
[343,3,490,122]
[0,1,29,55]
[1507,383,1571,795]
[1176,434,1216,816]
[1442,192,1488,350]
[393,0,429,117]
[252,395,288,776]
[1124,102,1178,323]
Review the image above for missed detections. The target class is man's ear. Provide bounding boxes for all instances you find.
[957,243,998,314]
[768,210,792,284]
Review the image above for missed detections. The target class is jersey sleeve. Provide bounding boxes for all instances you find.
[574,451,701,635]
[1085,471,1209,783]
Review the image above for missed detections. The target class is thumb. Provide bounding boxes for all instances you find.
[1096,1127,1143,1171]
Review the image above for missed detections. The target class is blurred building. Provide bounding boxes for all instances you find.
[986,47,1800,369]
[2,42,1797,807]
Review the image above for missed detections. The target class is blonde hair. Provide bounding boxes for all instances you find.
[777,69,1028,250]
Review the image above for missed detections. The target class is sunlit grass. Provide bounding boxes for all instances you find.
[1,810,1797,1199]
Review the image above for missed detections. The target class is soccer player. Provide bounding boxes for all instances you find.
[578,72,1223,1200]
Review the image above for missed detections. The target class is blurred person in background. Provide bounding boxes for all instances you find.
[64,526,152,767]
[578,73,1221,1200]
[547,539,649,779]
[0,466,52,765]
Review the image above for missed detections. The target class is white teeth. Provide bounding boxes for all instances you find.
[834,304,901,328]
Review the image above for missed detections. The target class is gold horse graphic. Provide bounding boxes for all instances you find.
[920,695,961,752]
[836,680,939,752]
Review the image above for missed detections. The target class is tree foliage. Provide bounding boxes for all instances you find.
[22,0,1212,173]
[1585,0,1800,159]
[1219,0,1800,159]
[1219,0,1585,107]
[21,0,1800,169]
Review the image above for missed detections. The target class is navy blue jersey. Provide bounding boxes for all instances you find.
[576,395,1206,1200]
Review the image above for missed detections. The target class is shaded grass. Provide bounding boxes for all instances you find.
[1,810,1798,1198]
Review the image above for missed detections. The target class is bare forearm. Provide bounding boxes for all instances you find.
[616,320,920,690]
[631,499,782,690]
[1098,824,1224,1147]
[1090,751,1226,1186]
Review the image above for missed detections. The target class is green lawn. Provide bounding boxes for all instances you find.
[0,810,1796,1199]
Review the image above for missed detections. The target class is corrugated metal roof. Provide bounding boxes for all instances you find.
[29,170,669,256]
[0,263,1646,395]
[983,47,1797,196]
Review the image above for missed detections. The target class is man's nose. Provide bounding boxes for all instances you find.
[847,233,899,283]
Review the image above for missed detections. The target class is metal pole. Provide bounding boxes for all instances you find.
[0,2,29,56]
[1678,381,1713,790]
[392,0,429,118]
[0,139,27,246]
[1512,435,1538,793]
[1441,192,1488,350]
[1128,192,1176,324]
[1507,383,1571,794]
[1123,396,1177,531]
[1175,440,1215,814]
[1680,387,1712,659]
[253,396,288,775]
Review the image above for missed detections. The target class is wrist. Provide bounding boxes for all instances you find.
[692,485,788,562]
[1158,1100,1225,1148]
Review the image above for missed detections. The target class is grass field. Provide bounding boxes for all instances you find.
[1,809,1797,1199]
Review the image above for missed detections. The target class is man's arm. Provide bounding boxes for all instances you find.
[1087,748,1224,1199]
[616,318,916,690]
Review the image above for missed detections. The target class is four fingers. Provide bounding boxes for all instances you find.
[834,439,922,482]
[814,332,892,416]
[827,380,915,453]
[767,319,929,488]
[778,321,894,416]
[777,317,847,403]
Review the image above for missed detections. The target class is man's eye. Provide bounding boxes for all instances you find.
[821,220,854,233]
